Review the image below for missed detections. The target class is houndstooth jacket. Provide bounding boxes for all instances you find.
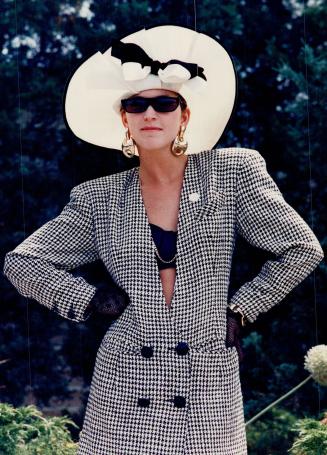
[3,147,324,455]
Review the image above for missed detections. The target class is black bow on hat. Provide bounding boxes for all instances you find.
[111,39,207,81]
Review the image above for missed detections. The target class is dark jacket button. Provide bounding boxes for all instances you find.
[140,346,154,358]
[175,341,189,356]
[173,395,186,408]
[137,397,150,407]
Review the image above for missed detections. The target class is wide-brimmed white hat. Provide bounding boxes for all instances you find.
[64,24,237,156]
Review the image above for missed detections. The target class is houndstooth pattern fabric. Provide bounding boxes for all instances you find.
[3,148,324,454]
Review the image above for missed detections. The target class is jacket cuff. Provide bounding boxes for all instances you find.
[229,283,277,323]
[53,276,97,322]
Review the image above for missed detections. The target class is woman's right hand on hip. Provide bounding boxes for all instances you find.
[87,281,130,319]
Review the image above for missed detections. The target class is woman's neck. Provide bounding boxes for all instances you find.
[138,151,188,186]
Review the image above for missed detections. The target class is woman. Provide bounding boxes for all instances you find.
[3,25,324,454]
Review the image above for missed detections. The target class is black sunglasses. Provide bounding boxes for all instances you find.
[121,95,184,113]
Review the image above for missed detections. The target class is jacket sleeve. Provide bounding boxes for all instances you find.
[229,149,324,323]
[3,185,99,322]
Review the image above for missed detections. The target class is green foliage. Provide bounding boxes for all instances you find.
[0,402,78,455]
[246,407,298,454]
[246,408,327,454]
[288,412,327,455]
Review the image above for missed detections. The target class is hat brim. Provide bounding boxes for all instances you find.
[64,24,237,155]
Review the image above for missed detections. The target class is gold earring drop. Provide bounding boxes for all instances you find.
[171,125,188,156]
[122,128,138,158]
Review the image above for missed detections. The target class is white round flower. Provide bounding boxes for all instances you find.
[304,344,327,386]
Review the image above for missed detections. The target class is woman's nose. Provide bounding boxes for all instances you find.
[143,105,157,120]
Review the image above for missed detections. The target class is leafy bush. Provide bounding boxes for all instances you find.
[0,402,78,454]
[246,406,298,454]
[246,407,327,455]
[288,412,327,455]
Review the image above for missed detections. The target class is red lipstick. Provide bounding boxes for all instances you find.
[141,127,162,130]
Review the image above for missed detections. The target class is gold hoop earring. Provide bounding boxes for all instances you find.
[171,125,188,156]
[122,128,138,158]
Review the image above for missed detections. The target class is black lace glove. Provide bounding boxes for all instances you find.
[226,307,245,363]
[86,281,130,319]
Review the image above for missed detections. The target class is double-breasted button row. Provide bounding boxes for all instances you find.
[137,395,186,408]
[138,342,188,409]
[140,341,190,358]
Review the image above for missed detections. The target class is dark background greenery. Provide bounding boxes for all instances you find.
[1,1,326,452]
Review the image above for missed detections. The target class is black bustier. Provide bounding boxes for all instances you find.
[149,223,177,270]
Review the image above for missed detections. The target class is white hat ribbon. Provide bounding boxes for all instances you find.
[158,64,191,83]
[110,39,207,86]
[121,61,191,84]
